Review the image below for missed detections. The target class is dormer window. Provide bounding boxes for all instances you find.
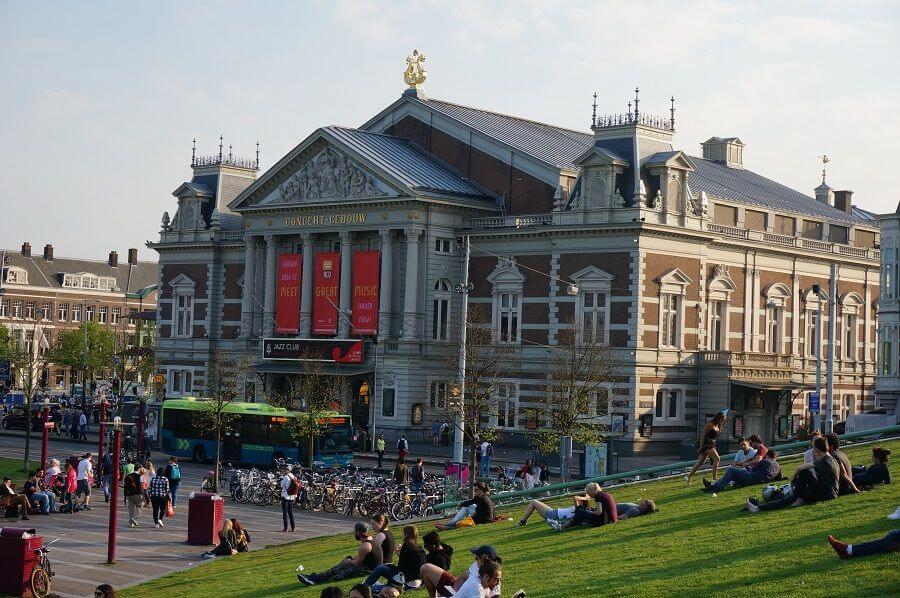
[61,273,117,291]
[3,267,28,285]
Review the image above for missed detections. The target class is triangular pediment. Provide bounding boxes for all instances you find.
[574,146,630,168]
[644,150,695,171]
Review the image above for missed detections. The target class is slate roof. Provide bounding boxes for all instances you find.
[324,126,492,198]
[218,213,243,231]
[1,250,158,294]
[409,97,595,171]
[688,157,869,225]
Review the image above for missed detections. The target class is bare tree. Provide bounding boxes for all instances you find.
[531,320,622,479]
[268,351,348,469]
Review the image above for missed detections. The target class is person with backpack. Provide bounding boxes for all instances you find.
[397,434,409,461]
[163,456,181,508]
[280,467,299,532]
[479,441,493,479]
[101,452,113,503]
[124,467,144,527]
[410,458,426,494]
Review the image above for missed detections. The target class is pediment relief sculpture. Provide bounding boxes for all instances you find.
[269,146,389,204]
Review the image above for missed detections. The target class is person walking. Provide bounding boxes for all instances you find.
[149,468,170,528]
[685,411,726,484]
[479,441,493,479]
[124,467,144,527]
[280,468,299,532]
[101,451,113,503]
[163,456,181,508]
[397,434,409,461]
[76,452,93,510]
[376,435,386,468]
[63,462,77,513]
[410,458,426,494]
[78,409,88,441]
[393,458,409,490]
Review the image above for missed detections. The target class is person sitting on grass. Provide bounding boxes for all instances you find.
[364,525,425,592]
[825,433,859,495]
[703,450,781,493]
[455,559,502,598]
[372,514,396,565]
[423,531,453,570]
[827,530,899,559]
[298,522,383,586]
[232,518,251,552]
[746,436,838,513]
[435,482,493,531]
[552,482,617,530]
[803,432,824,464]
[732,437,757,465]
[322,587,346,598]
[852,447,892,489]
[419,545,501,598]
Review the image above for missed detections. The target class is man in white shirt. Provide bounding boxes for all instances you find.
[76,452,93,510]
[280,469,298,532]
[479,441,492,478]
[77,411,88,441]
[733,437,757,466]
[455,558,502,598]
[803,432,824,465]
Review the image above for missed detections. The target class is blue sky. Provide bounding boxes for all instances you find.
[2,0,899,259]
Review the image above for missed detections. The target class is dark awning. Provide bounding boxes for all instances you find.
[252,362,374,377]
[732,380,814,391]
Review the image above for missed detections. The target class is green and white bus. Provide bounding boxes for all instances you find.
[160,398,353,467]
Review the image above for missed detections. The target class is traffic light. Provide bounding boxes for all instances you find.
[112,379,120,394]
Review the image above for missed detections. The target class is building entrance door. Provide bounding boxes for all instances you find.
[351,379,371,432]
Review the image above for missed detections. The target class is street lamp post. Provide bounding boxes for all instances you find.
[825,263,838,434]
[97,399,108,485]
[106,416,125,564]
[40,398,51,472]
[452,236,473,466]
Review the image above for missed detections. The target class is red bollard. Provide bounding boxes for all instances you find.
[107,425,122,564]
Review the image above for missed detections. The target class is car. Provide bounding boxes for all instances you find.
[1,404,46,431]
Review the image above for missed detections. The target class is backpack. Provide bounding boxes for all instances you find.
[287,476,300,496]
[486,444,494,457]
[124,474,139,495]
[168,464,181,481]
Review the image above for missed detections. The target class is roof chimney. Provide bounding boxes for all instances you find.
[700,137,745,169]
[21,242,31,257]
[833,190,853,214]
[108,251,119,268]
[127,248,138,265]
[43,244,54,261]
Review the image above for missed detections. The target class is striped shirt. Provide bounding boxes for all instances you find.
[149,475,170,498]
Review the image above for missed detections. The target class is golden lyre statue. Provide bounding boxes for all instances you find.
[404,50,427,88]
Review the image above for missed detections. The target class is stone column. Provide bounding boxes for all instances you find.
[791,272,801,356]
[263,234,277,337]
[378,229,393,340]
[299,232,314,336]
[338,231,353,337]
[240,235,257,339]
[401,226,423,340]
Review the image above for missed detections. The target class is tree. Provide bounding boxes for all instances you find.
[531,320,622,480]
[191,350,247,488]
[112,314,155,405]
[269,352,348,469]
[440,306,512,497]
[1,323,51,470]
[49,322,116,398]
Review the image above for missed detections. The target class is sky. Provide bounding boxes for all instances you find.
[2,0,899,261]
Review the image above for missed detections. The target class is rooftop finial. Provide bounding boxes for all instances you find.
[256,141,260,168]
[627,101,632,120]
[670,96,676,129]
[633,87,640,120]
[820,154,830,183]
[591,92,598,128]
[228,144,233,161]
[403,49,427,89]
[191,138,197,165]
[218,135,224,162]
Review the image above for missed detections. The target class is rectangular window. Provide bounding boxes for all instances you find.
[709,300,725,351]
[497,292,520,343]
[98,306,108,324]
[830,225,849,245]
[806,311,819,357]
[843,314,857,361]
[58,303,68,322]
[55,370,65,387]
[174,294,194,337]
[11,300,22,319]
[745,209,766,231]
[169,369,193,396]
[802,220,823,240]
[713,204,738,227]
[41,302,51,321]
[429,381,448,409]
[581,291,607,344]
[434,238,452,253]
[382,388,396,417]
[765,306,783,353]
[660,293,680,348]
[0,299,8,318]
[855,229,877,249]
[25,301,35,320]
[72,304,81,323]
[774,215,796,236]
[110,307,120,325]
[85,305,95,322]
[654,389,680,420]
[496,384,518,429]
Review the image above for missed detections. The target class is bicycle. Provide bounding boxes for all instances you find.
[30,538,59,598]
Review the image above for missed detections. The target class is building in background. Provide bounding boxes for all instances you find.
[876,206,900,415]
[150,55,881,455]
[0,242,157,395]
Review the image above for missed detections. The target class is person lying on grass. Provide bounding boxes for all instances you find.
[746,436,839,513]
[550,482,618,531]
[827,529,900,559]
[851,447,891,490]
[298,521,383,586]
[419,544,501,598]
[435,482,493,531]
[702,450,781,493]
[518,495,657,527]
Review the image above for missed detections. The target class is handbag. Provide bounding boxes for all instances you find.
[165,500,175,517]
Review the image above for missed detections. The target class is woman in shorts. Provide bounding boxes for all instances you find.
[685,411,726,484]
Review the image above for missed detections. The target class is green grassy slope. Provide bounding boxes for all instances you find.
[0,457,35,486]
[124,441,900,597]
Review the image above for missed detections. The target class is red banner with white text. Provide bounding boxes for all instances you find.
[351,251,380,335]
[275,253,302,334]
[312,252,341,335]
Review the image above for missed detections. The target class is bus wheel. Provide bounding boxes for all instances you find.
[193,445,208,463]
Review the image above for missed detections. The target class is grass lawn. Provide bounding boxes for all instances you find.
[0,457,36,486]
[124,440,900,597]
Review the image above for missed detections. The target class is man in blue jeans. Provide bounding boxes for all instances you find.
[703,450,781,493]
[828,529,900,558]
[163,456,181,507]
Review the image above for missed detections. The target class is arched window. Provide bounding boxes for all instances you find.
[432,279,451,340]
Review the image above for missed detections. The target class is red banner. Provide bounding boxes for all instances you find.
[351,251,380,335]
[275,253,302,334]
[312,252,340,335]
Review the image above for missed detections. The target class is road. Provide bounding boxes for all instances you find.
[0,434,352,598]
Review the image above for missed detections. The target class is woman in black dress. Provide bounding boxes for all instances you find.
[685,412,727,484]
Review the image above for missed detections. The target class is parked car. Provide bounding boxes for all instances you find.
[1,404,45,431]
